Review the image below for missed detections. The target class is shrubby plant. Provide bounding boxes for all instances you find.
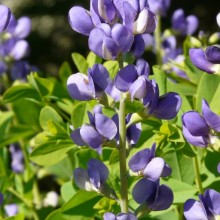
[0,1,220,220]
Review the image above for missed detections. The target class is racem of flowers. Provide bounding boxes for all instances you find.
[0,1,220,220]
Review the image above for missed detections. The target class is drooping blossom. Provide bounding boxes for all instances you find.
[67,64,110,101]
[0,5,11,32]
[132,178,173,211]
[172,9,199,35]
[74,159,116,199]
[129,143,171,180]
[189,45,220,74]
[71,111,117,153]
[184,188,220,220]
[103,212,137,220]
[217,163,220,174]
[182,99,220,147]
[148,0,171,16]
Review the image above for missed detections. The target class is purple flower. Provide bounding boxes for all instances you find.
[172,9,198,35]
[103,212,137,220]
[148,0,171,16]
[67,64,110,101]
[182,99,220,147]
[5,204,18,217]
[132,178,173,211]
[0,5,11,32]
[113,0,156,34]
[112,113,142,147]
[128,143,171,180]
[189,46,220,74]
[73,159,117,199]
[9,144,24,173]
[71,112,117,153]
[184,188,220,220]
[142,80,182,120]
[89,23,134,60]
[114,59,151,101]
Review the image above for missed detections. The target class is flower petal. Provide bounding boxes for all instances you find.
[115,64,138,92]
[205,45,220,64]
[67,73,94,100]
[202,99,220,132]
[95,113,117,140]
[73,168,90,190]
[136,59,150,77]
[111,24,134,53]
[184,199,208,220]
[71,128,86,146]
[182,111,209,136]
[80,124,103,149]
[153,92,182,119]
[186,15,198,35]
[143,157,165,180]
[149,184,173,211]
[128,148,151,172]
[14,17,31,38]
[103,212,116,220]
[117,213,137,220]
[204,188,220,215]
[126,119,141,146]
[0,5,11,32]
[9,40,29,60]
[129,76,148,101]
[103,36,119,60]
[189,48,217,74]
[69,6,94,36]
[182,125,210,147]
[88,159,109,188]
[132,178,157,204]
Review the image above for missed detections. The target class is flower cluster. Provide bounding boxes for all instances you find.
[68,0,157,59]
[0,4,36,83]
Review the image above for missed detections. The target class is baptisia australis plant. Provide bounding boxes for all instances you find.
[67,0,182,218]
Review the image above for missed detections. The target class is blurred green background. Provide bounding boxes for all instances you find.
[2,0,220,75]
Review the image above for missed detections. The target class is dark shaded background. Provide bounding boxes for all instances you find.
[2,0,220,75]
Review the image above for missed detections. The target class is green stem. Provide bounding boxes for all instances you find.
[118,58,128,213]
[154,15,162,65]
[193,154,203,194]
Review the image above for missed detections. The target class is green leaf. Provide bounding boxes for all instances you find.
[61,190,100,217]
[109,149,119,165]
[87,51,102,67]
[0,111,13,139]
[61,181,76,202]
[71,102,92,128]
[196,73,220,112]
[103,61,119,79]
[39,106,63,132]
[2,84,40,103]
[161,178,197,203]
[46,209,67,220]
[30,139,74,166]
[163,149,195,185]
[5,214,25,220]
[72,53,88,74]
